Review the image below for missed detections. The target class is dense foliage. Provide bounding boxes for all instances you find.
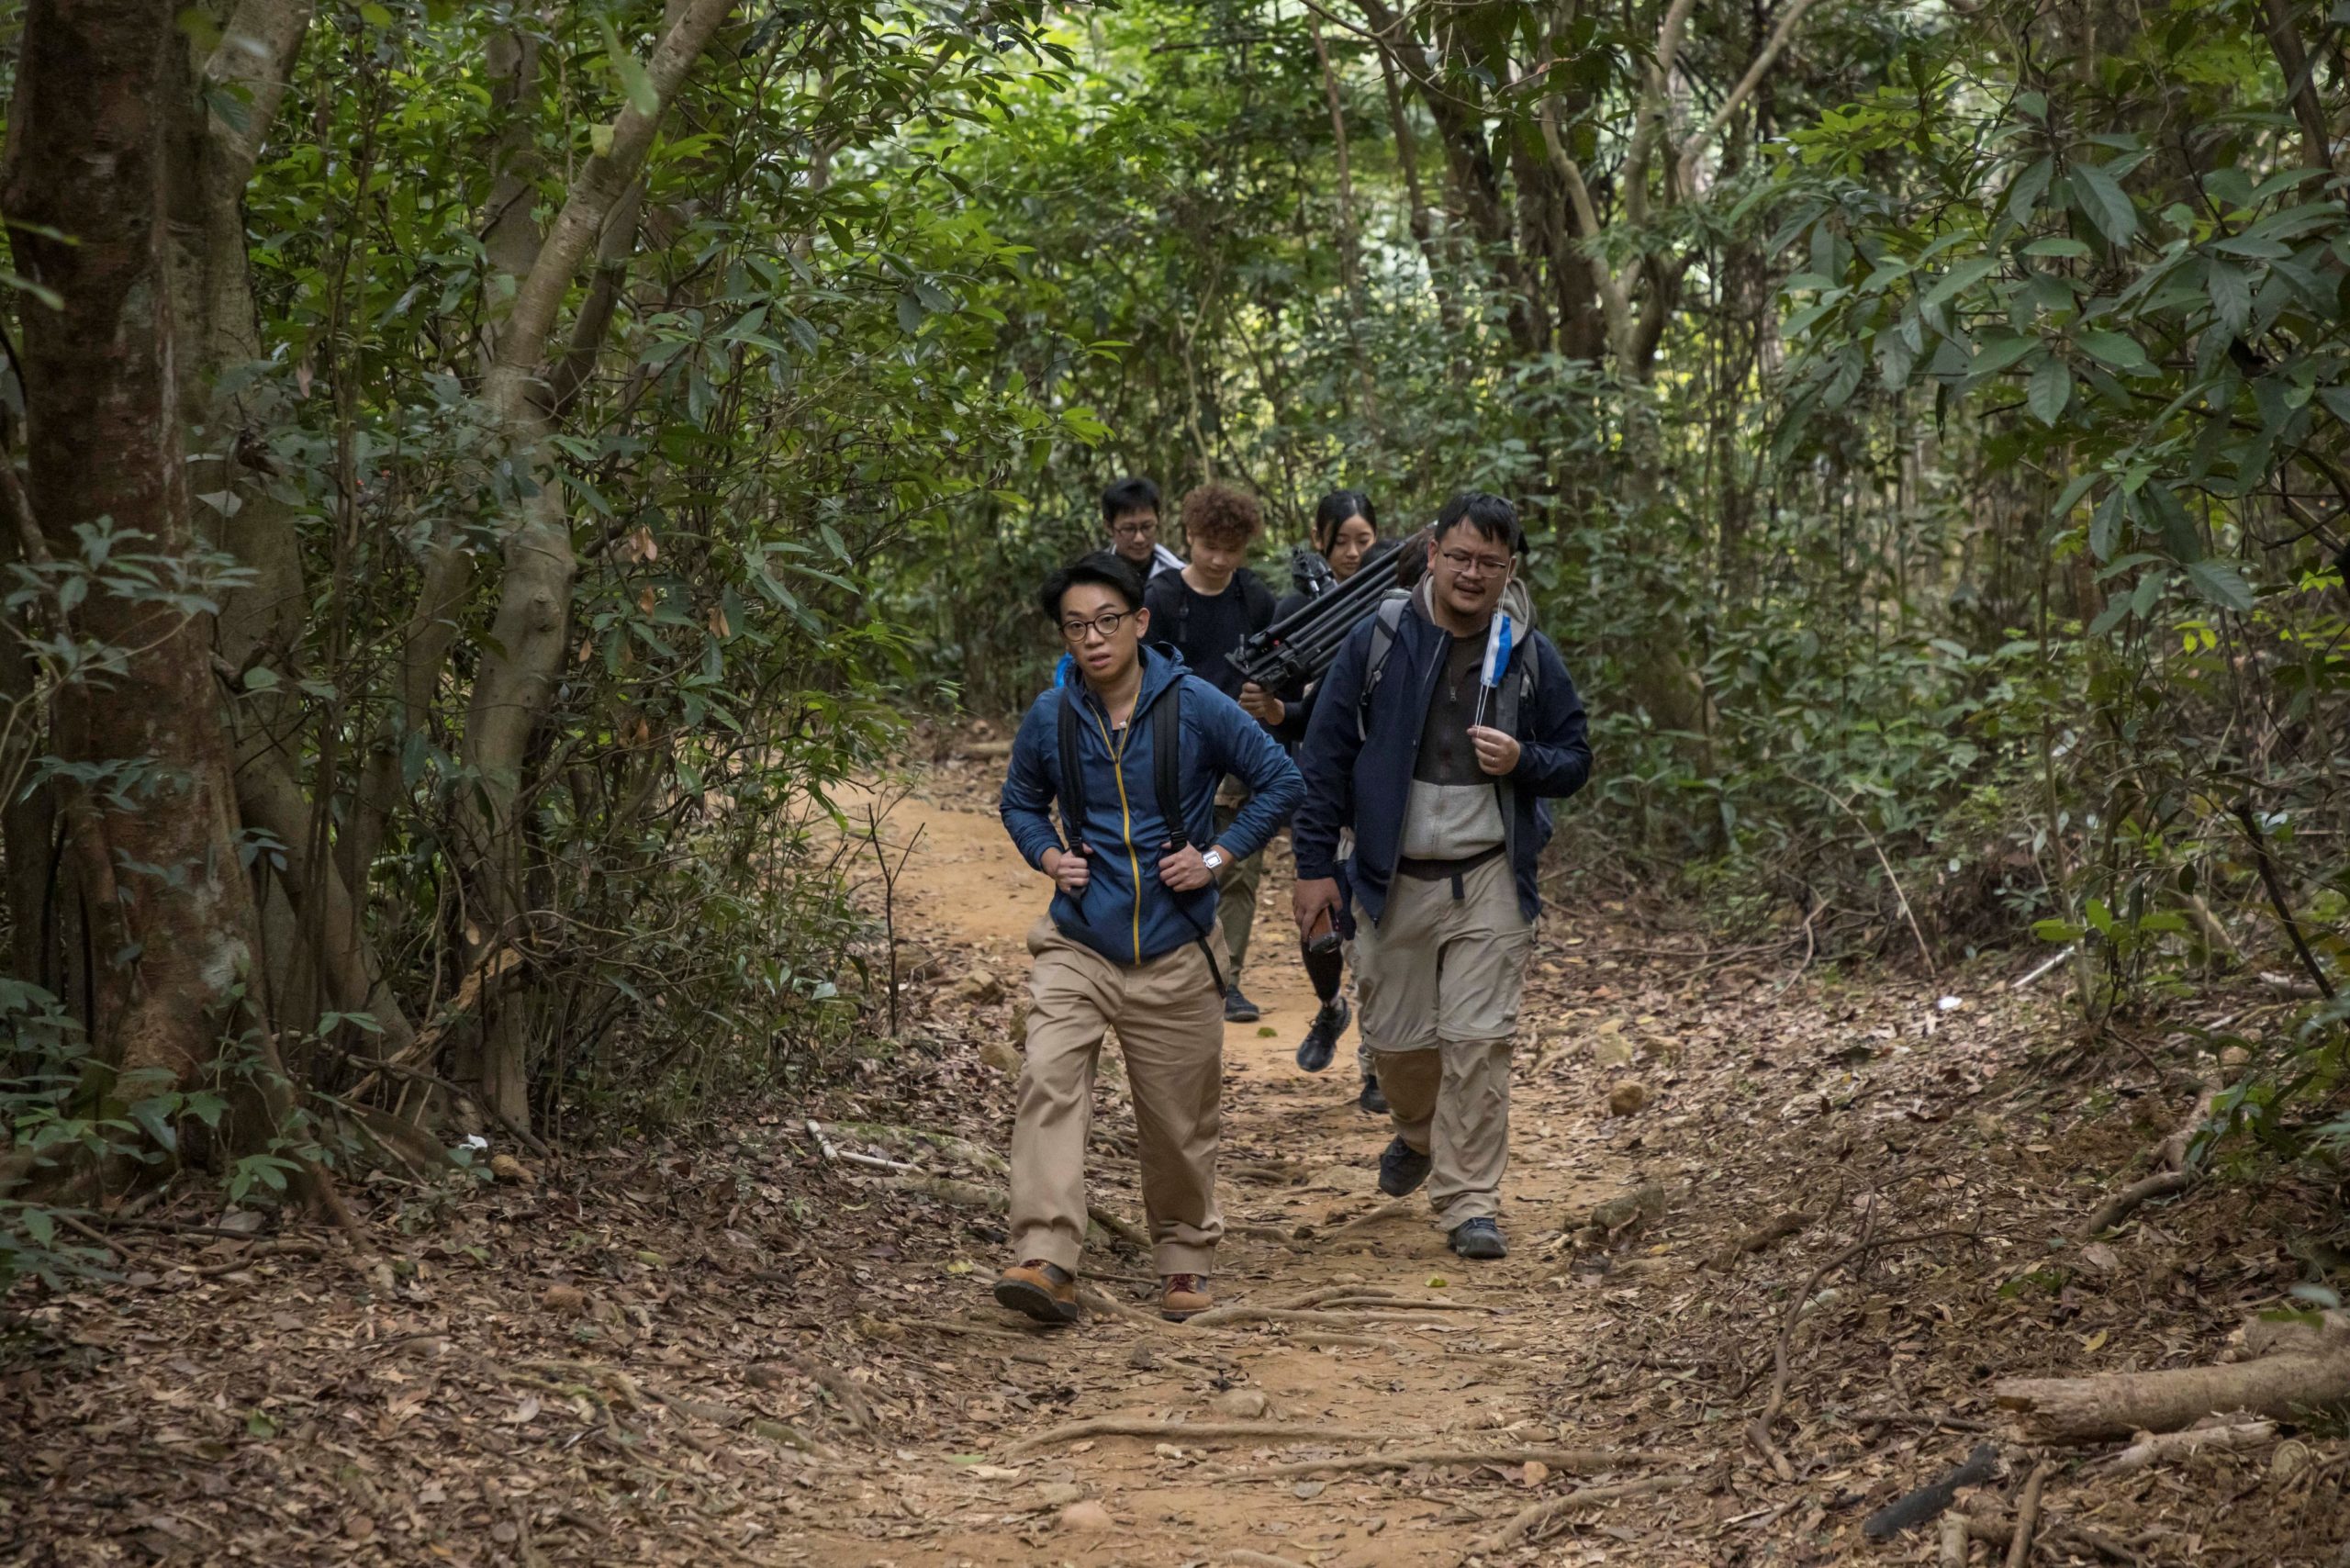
[3,0,2346,1281]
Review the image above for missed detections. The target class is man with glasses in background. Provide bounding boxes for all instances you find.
[997,552,1301,1323]
[1102,476,1184,580]
[1291,493,1590,1260]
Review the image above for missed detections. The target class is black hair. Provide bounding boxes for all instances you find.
[1312,489,1379,553]
[1393,525,1433,589]
[1100,476,1161,526]
[1036,549,1146,622]
[1432,491,1524,554]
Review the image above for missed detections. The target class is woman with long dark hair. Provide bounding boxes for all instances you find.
[1238,488,1385,1114]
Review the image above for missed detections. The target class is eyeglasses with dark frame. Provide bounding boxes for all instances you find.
[1060,609,1137,643]
[1437,545,1513,577]
[1109,518,1159,540]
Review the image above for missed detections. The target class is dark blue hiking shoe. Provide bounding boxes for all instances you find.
[1377,1136,1431,1197]
[1224,986,1261,1024]
[1358,1070,1387,1115]
[1295,998,1350,1072]
[1449,1218,1507,1260]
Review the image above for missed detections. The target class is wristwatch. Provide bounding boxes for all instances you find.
[1200,846,1227,873]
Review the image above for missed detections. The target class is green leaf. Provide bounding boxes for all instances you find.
[2028,355,2071,424]
[358,2,394,26]
[1923,258,1998,308]
[2070,160,2139,247]
[2077,330,2149,371]
[600,21,661,118]
[2006,156,2053,227]
[2184,558,2254,611]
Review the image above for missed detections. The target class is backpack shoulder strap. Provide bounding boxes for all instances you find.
[1151,680,1186,849]
[1054,689,1090,851]
[1495,633,1540,736]
[1357,597,1410,743]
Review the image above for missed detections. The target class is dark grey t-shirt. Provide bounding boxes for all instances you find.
[1401,630,1506,858]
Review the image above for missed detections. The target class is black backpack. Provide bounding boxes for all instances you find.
[1051,680,1225,991]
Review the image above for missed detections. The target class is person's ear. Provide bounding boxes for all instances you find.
[1132,605,1150,639]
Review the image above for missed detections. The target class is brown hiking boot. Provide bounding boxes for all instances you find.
[1159,1273,1212,1322]
[993,1260,1080,1325]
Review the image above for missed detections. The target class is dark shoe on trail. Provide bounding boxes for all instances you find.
[1358,1071,1387,1115]
[1224,987,1261,1024]
[1295,997,1351,1072]
[1159,1273,1213,1322]
[1377,1135,1431,1198]
[1449,1218,1507,1260]
[993,1260,1080,1325]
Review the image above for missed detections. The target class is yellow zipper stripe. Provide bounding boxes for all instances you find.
[1085,705,1145,964]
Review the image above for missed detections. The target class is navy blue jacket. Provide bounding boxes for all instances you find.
[1292,596,1590,925]
[1002,645,1303,966]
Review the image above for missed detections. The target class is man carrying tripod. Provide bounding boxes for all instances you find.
[1291,494,1590,1260]
[997,553,1301,1323]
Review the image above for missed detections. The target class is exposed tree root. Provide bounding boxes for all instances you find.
[1464,1473,1690,1556]
[1707,1210,1818,1270]
[782,1349,875,1434]
[2081,1170,2193,1238]
[1006,1417,1408,1457]
[1178,1305,1458,1329]
[1994,1353,2350,1440]
[1218,1552,1311,1568]
[1251,1444,1627,1479]
[2079,1081,2215,1237]
[875,1170,1147,1251]
[1314,1196,1417,1242]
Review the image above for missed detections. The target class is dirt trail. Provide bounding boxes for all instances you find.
[10,765,2343,1568]
[798,777,1652,1565]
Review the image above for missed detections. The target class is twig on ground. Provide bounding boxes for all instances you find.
[2005,1462,2051,1568]
[1707,1210,1818,1271]
[2098,1420,2276,1474]
[2081,1080,2216,1237]
[1219,1552,1311,1568]
[1940,1512,1971,1568]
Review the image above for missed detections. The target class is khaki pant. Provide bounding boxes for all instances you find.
[1213,790,1262,983]
[1009,917,1227,1275]
[1353,853,1531,1227]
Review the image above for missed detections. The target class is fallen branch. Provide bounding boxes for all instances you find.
[1862,1442,1999,1540]
[1075,1284,1162,1327]
[1006,1417,1410,1458]
[2004,1462,2050,1568]
[1465,1473,1690,1556]
[1940,1512,1970,1568]
[2098,1419,2275,1474]
[1254,1445,1627,1479]
[1220,1553,1310,1568]
[1995,1353,2350,1441]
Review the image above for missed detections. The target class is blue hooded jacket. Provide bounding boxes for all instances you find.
[1001,644,1303,967]
[1292,591,1590,926]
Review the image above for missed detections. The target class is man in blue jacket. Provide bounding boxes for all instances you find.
[1291,494,1590,1260]
[997,552,1303,1324]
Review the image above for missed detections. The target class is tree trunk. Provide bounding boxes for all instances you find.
[458,0,736,1130]
[3,0,266,1086]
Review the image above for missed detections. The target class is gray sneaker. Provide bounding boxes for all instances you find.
[1449,1217,1507,1260]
